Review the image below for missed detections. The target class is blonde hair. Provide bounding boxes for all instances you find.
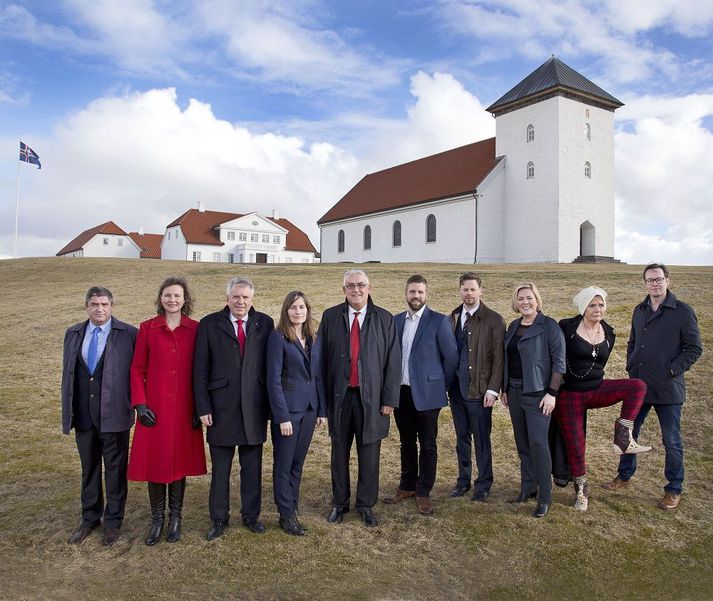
[511,282,543,314]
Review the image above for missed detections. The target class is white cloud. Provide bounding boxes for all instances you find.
[0,88,360,257]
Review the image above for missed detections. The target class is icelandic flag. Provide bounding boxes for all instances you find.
[19,141,41,169]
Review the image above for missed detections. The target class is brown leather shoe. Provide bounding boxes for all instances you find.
[383,488,416,504]
[103,527,120,546]
[603,476,630,491]
[416,496,434,515]
[68,523,99,545]
[658,492,680,510]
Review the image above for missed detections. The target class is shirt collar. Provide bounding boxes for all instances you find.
[407,305,426,320]
[90,319,112,334]
[230,313,249,325]
[349,305,366,317]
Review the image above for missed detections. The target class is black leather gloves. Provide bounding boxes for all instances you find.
[136,404,157,427]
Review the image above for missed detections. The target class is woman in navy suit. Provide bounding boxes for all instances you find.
[501,283,565,518]
[267,291,326,535]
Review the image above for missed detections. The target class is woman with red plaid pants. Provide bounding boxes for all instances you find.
[555,287,651,511]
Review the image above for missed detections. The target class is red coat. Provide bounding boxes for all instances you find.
[128,315,206,483]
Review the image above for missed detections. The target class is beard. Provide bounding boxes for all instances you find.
[408,298,425,311]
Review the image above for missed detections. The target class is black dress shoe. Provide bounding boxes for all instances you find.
[242,518,266,534]
[279,515,305,536]
[103,527,120,546]
[206,520,229,541]
[533,503,549,518]
[327,506,347,524]
[471,490,489,502]
[510,491,538,504]
[68,523,99,545]
[449,484,471,498]
[358,508,379,528]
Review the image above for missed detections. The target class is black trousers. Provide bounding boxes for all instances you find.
[331,388,381,510]
[208,443,263,522]
[449,381,493,493]
[271,408,318,518]
[74,428,130,528]
[394,385,440,497]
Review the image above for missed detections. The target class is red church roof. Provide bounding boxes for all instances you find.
[318,138,501,225]
[56,221,128,256]
[166,209,317,253]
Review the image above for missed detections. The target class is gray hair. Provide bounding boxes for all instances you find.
[85,286,114,306]
[343,268,369,287]
[226,276,254,296]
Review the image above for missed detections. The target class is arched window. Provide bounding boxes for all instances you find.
[337,229,345,253]
[585,123,591,141]
[363,225,371,250]
[426,214,436,243]
[584,161,591,178]
[392,220,401,247]
[526,124,534,142]
[527,161,535,179]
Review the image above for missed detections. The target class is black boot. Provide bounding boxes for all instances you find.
[166,478,186,543]
[145,482,166,546]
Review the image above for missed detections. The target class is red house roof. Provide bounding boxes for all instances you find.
[166,209,317,253]
[129,232,163,259]
[56,221,128,256]
[318,138,501,225]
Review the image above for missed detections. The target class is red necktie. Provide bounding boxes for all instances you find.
[237,319,246,357]
[349,312,360,387]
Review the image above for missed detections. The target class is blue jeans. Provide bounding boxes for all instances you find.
[618,403,684,494]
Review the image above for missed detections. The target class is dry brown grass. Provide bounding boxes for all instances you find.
[0,258,711,601]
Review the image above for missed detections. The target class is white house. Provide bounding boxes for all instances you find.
[318,57,623,264]
[56,221,142,258]
[161,205,318,264]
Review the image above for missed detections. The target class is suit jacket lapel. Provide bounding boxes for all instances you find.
[411,307,429,348]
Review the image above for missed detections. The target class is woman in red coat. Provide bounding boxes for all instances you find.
[128,277,206,545]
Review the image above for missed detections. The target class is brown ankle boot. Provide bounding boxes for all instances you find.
[613,418,652,455]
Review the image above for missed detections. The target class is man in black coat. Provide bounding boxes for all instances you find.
[61,286,137,546]
[605,263,702,510]
[194,277,274,538]
[319,269,401,527]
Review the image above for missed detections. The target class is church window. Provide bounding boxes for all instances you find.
[526,124,534,142]
[585,123,591,140]
[363,225,372,250]
[337,229,345,253]
[527,162,535,179]
[585,161,591,178]
[393,220,401,247]
[426,214,436,243]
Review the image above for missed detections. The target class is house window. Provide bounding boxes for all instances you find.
[585,123,591,141]
[239,253,244,262]
[262,234,269,243]
[249,253,254,262]
[239,232,247,241]
[227,253,234,263]
[527,161,535,179]
[103,237,109,245]
[251,233,258,242]
[585,108,590,118]
[584,161,592,178]
[192,251,201,261]
[175,229,179,237]
[526,124,534,142]
[167,231,171,240]
[273,235,280,244]
[302,258,309,263]
[286,257,293,263]
[213,252,221,262]
[227,231,235,241]
[337,230,345,253]
[426,214,436,243]
[363,225,371,250]
[392,220,401,247]
[117,238,123,246]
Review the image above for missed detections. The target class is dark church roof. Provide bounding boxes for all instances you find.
[486,56,623,114]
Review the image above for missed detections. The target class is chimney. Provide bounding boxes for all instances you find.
[272,209,280,220]
[198,201,205,212]
[138,226,144,235]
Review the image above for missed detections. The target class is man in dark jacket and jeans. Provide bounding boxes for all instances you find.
[605,263,702,510]
[319,269,401,527]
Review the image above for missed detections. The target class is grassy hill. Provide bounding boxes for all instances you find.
[0,258,711,601]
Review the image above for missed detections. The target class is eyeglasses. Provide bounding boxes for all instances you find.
[645,277,666,285]
[344,282,368,291]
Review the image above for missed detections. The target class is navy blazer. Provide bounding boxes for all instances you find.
[504,311,566,394]
[394,306,458,411]
[267,330,326,424]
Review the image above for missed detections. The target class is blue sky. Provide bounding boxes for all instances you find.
[1,0,712,264]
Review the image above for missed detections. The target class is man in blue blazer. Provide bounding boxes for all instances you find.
[383,275,458,515]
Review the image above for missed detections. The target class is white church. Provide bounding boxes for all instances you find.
[318,57,623,264]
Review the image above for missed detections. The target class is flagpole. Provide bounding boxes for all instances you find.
[14,139,21,258]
